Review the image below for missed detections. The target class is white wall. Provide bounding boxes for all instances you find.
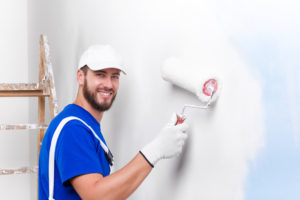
[28,0,264,200]
[0,0,35,199]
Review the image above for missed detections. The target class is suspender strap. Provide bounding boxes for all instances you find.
[48,116,111,200]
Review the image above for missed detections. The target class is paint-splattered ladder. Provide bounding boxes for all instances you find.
[0,35,58,175]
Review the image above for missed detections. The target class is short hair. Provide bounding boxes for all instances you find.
[80,65,88,75]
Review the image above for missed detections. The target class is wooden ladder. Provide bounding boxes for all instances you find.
[0,35,58,175]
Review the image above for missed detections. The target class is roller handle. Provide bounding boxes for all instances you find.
[175,114,186,125]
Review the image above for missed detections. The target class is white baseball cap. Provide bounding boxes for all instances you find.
[78,44,126,74]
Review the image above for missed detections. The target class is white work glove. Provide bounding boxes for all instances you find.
[140,113,189,167]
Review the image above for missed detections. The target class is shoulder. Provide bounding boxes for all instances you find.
[55,119,99,157]
[60,119,94,139]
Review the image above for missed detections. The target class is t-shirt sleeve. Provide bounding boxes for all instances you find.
[55,121,105,185]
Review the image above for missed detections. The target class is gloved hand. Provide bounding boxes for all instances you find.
[140,113,189,167]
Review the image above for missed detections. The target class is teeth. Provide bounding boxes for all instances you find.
[100,92,111,96]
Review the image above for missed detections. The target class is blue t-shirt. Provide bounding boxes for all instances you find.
[39,104,111,199]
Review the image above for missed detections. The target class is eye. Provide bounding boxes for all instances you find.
[96,73,105,77]
[112,75,120,80]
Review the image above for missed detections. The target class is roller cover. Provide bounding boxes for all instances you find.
[161,57,221,104]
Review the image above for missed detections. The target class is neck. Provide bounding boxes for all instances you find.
[74,94,104,123]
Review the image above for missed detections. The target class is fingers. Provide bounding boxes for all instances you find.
[175,134,188,157]
[177,131,188,145]
[168,112,178,126]
[176,127,188,150]
[176,121,189,134]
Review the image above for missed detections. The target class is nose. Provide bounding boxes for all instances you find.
[102,77,113,90]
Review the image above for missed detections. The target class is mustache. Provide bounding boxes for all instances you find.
[96,87,114,93]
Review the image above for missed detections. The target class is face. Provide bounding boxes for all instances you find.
[82,68,120,112]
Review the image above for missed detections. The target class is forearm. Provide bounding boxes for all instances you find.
[98,153,152,199]
[71,114,188,200]
[72,152,152,200]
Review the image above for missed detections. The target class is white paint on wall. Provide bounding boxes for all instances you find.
[151,46,264,200]
[217,0,300,146]
[27,0,265,199]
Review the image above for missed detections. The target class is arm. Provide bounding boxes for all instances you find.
[71,113,188,200]
[71,153,151,200]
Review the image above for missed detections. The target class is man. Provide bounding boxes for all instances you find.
[39,45,188,199]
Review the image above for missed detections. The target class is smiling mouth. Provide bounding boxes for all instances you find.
[99,91,112,96]
[97,88,114,97]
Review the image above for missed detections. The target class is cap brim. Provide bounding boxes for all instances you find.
[84,64,126,75]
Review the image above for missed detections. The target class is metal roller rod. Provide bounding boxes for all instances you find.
[181,91,214,116]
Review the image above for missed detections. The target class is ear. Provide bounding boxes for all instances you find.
[77,69,85,86]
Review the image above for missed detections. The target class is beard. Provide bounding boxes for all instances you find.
[83,78,116,112]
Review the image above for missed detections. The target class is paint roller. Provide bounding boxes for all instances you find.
[161,57,222,125]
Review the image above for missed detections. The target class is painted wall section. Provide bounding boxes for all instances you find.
[0,0,33,199]
[27,0,266,200]
[216,0,300,199]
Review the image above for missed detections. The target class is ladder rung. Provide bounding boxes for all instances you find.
[0,123,48,130]
[0,166,38,175]
[0,83,49,97]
